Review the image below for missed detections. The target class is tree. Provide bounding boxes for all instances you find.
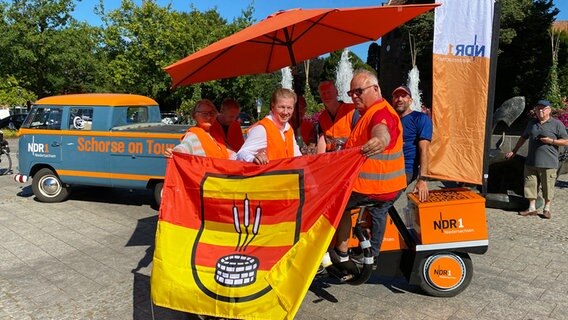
[0,0,101,97]
[0,75,37,107]
[366,42,381,74]
[544,29,563,109]
[496,0,559,107]
[558,30,568,100]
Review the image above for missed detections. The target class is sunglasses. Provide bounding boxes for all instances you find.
[196,111,216,117]
[347,85,376,97]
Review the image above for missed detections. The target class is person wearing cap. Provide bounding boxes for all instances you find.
[505,99,568,219]
[315,80,356,153]
[392,85,433,202]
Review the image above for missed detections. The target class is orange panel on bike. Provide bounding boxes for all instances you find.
[407,188,488,245]
[380,216,406,251]
[348,210,406,251]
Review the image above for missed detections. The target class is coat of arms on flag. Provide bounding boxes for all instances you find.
[151,148,365,319]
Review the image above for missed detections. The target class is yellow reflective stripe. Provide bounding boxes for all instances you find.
[368,150,403,161]
[359,168,406,181]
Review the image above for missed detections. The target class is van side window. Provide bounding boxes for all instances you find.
[69,108,93,130]
[27,107,63,130]
[127,107,149,124]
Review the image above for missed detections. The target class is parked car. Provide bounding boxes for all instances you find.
[161,112,180,124]
[0,113,28,130]
[238,112,253,127]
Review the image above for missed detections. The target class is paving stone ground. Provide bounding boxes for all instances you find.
[1,138,567,319]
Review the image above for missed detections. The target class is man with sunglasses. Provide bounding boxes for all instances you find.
[506,99,568,219]
[236,88,302,164]
[329,69,407,273]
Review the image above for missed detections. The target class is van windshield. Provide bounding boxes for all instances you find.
[23,107,63,130]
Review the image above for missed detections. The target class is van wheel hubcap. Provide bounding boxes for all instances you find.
[39,176,61,197]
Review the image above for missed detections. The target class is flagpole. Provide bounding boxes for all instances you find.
[482,1,501,196]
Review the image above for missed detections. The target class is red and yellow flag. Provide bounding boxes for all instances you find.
[151,148,365,319]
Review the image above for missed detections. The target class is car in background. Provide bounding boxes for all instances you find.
[161,112,180,124]
[238,112,254,138]
[238,112,253,127]
[0,113,28,130]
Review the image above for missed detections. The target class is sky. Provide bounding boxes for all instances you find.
[73,0,568,61]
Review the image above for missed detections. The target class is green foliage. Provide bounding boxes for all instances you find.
[559,31,568,100]
[302,83,321,116]
[0,129,18,138]
[0,0,563,126]
[366,42,380,74]
[0,76,37,106]
[0,0,101,97]
[496,0,559,106]
[544,30,563,109]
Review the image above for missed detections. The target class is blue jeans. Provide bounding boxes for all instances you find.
[345,191,401,256]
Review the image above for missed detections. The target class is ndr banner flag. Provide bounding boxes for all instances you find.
[151,148,365,319]
[428,0,495,184]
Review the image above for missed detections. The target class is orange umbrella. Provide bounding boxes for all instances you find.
[165,4,439,87]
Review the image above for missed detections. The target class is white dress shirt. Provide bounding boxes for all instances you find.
[236,114,301,162]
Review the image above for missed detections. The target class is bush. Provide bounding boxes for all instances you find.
[0,129,18,138]
[555,97,568,127]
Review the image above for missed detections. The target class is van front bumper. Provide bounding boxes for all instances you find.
[14,173,28,183]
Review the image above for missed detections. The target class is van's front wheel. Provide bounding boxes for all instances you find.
[154,182,163,207]
[32,168,70,203]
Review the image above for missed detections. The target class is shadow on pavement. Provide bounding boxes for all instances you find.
[556,179,568,189]
[132,272,192,320]
[129,215,203,320]
[16,185,33,197]
[366,274,421,294]
[17,185,159,209]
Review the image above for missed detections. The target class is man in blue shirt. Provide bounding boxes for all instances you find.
[392,85,433,201]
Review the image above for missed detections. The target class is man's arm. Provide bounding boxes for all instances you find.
[361,123,390,157]
[236,125,267,162]
[505,136,527,159]
[414,139,430,201]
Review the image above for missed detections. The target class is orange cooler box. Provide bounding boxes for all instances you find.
[407,189,488,245]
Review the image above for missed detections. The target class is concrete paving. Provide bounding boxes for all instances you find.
[1,138,567,319]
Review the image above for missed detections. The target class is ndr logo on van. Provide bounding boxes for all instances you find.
[28,142,49,153]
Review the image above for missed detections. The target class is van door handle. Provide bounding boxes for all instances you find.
[52,142,61,147]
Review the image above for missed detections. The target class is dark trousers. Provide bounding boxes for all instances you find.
[345,191,401,256]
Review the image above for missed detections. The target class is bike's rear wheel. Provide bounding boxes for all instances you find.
[0,151,12,175]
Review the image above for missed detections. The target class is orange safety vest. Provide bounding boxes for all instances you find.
[345,100,406,194]
[256,117,294,160]
[209,119,245,151]
[318,102,355,151]
[188,127,230,159]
